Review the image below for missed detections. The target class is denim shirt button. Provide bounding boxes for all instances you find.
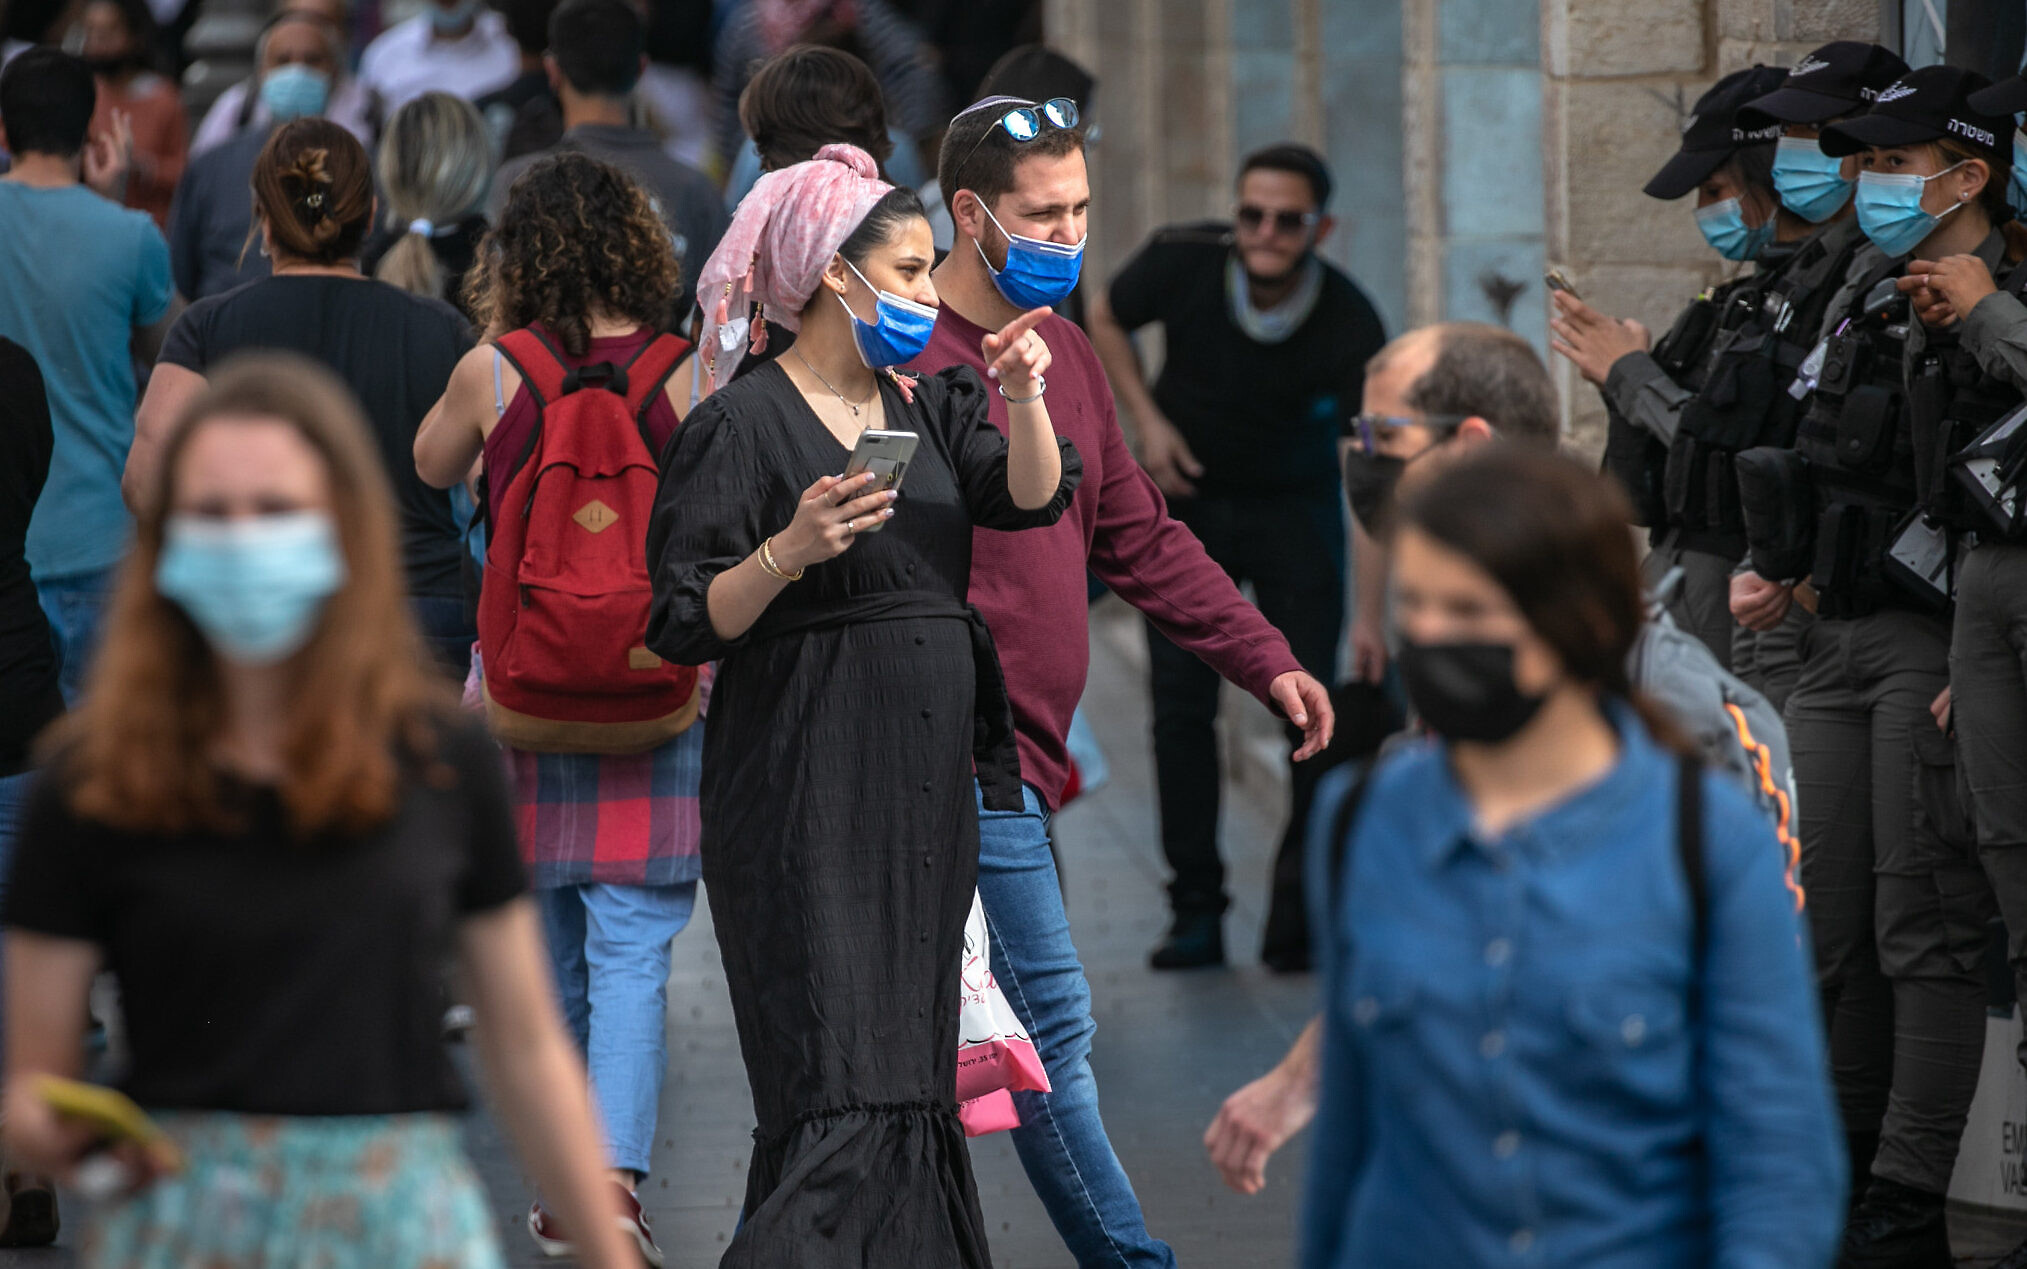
[1510,1228,1535,1254]
[1479,1030,1506,1059]
[1493,1131,1521,1160]
[1484,938,1512,967]
[1621,1014,1648,1047]
[1353,997,1380,1026]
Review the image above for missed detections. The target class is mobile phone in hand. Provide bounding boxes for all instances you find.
[841,430,919,533]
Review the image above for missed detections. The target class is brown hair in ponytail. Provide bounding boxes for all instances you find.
[248,117,374,266]
[1395,444,1695,754]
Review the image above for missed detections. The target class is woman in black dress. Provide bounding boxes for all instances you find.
[646,144,1079,1268]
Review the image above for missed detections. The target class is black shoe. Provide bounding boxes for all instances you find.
[1150,914,1225,970]
[1837,1176,1950,1269]
[0,1174,59,1248]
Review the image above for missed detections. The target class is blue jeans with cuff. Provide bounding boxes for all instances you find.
[537,881,698,1179]
[974,780,1176,1268]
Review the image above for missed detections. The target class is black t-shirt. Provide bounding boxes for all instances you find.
[0,338,62,775]
[160,276,473,598]
[4,710,526,1115]
[1107,222,1388,499]
[359,214,488,321]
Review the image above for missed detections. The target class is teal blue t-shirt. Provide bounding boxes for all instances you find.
[0,181,172,579]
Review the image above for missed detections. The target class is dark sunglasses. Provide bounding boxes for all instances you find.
[1350,413,1470,453]
[955,97,1081,184]
[1237,205,1321,235]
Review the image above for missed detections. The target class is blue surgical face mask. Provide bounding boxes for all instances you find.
[976,203,1085,310]
[1694,196,1775,261]
[2010,130,2027,218]
[836,257,938,369]
[1771,136,1853,223]
[259,63,330,122]
[1854,161,1968,258]
[428,0,483,33]
[156,511,346,664]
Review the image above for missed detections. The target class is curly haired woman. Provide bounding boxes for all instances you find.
[127,118,477,676]
[414,151,701,1267]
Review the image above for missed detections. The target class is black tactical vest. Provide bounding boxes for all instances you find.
[1913,256,2027,537]
[1793,260,1931,618]
[1664,226,1870,550]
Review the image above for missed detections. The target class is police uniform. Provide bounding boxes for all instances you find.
[1765,70,2011,1239]
[1943,76,2027,1162]
[1722,43,1911,711]
[1600,66,1787,670]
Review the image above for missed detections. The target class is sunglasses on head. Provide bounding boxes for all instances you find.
[956,97,1081,184]
[1237,205,1321,235]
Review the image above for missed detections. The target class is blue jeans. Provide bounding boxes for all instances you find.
[0,770,34,1054]
[536,881,697,1178]
[36,567,116,706]
[974,781,1176,1269]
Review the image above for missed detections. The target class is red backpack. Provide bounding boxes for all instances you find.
[478,327,699,753]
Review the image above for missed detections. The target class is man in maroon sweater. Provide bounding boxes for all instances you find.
[908,96,1332,1268]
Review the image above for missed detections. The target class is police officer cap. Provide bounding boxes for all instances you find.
[1820,65,2010,161]
[1736,42,1909,129]
[1968,73,2027,118]
[1644,65,1788,200]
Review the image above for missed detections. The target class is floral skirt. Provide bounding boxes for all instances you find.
[80,1112,503,1269]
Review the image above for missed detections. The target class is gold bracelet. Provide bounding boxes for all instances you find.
[758,536,805,583]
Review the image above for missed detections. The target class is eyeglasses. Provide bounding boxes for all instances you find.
[955,97,1081,185]
[1350,413,1470,453]
[1237,205,1321,235]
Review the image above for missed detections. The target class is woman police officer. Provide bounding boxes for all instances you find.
[1552,65,1799,672]
[1732,66,2014,1267]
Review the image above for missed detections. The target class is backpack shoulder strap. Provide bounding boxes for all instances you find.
[1677,753,1708,966]
[494,328,568,409]
[620,334,692,426]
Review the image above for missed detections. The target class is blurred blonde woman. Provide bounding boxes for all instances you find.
[365,92,495,317]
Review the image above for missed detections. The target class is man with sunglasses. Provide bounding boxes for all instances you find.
[908,97,1334,1269]
[1086,143,1387,972]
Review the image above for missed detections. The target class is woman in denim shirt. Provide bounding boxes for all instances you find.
[1303,447,1843,1269]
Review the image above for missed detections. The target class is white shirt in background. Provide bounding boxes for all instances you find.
[355,10,517,120]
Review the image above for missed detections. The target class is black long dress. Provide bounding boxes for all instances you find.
[646,362,1080,1268]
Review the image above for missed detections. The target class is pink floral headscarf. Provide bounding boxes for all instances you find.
[696,143,893,394]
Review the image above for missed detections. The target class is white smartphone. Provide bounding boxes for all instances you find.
[840,430,919,533]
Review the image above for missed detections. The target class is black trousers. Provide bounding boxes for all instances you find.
[1146,491,1343,947]
[1952,544,2027,1073]
[1787,606,1991,1194]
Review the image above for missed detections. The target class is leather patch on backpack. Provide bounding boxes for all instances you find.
[573,500,618,533]
[628,647,663,670]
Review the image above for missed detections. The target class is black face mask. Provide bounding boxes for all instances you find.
[1343,448,1405,537]
[1398,639,1547,744]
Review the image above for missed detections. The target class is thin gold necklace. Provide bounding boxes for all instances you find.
[791,346,875,419]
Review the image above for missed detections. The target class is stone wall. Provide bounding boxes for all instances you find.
[1046,0,1883,452]
[1044,0,1410,337]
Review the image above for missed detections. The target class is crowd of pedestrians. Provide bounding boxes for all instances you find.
[4,3,2027,1268]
